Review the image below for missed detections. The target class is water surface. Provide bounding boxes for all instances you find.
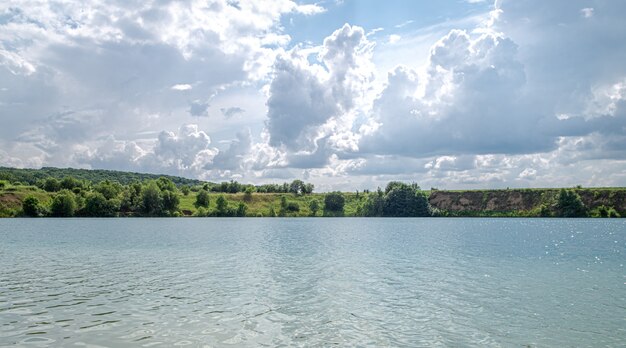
[1,218,624,347]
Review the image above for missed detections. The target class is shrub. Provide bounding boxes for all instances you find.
[50,191,77,217]
[195,189,210,208]
[556,189,588,217]
[22,196,42,217]
[83,192,118,217]
[324,192,345,216]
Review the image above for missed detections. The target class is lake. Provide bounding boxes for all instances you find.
[0,218,624,347]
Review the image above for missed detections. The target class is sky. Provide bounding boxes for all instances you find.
[1,0,626,191]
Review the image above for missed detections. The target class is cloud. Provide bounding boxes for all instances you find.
[220,106,245,119]
[265,23,373,159]
[580,8,594,18]
[189,101,210,117]
[206,129,252,171]
[171,84,192,91]
[78,124,218,177]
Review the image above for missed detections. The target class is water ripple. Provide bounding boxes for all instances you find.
[0,218,624,347]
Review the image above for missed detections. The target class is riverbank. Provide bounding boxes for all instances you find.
[1,183,624,218]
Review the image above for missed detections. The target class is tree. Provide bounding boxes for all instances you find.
[50,191,77,217]
[308,200,320,216]
[236,202,247,217]
[162,190,180,215]
[290,180,304,195]
[195,189,210,208]
[243,186,254,202]
[140,181,163,216]
[556,189,588,217]
[84,192,118,217]
[156,177,177,192]
[181,185,191,196]
[215,195,228,216]
[60,176,82,190]
[324,192,345,216]
[302,183,314,195]
[360,189,384,217]
[43,177,61,192]
[22,196,41,217]
[95,180,122,199]
[383,183,430,217]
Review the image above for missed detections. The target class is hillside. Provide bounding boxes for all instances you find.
[429,188,626,217]
[0,167,204,187]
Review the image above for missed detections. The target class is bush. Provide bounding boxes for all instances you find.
[324,192,345,216]
[181,185,191,196]
[556,189,588,217]
[308,200,320,216]
[236,202,247,217]
[195,189,210,208]
[44,177,61,192]
[140,181,163,216]
[383,183,430,217]
[243,187,254,202]
[286,202,300,212]
[83,192,118,217]
[50,191,77,217]
[162,190,180,214]
[22,196,42,217]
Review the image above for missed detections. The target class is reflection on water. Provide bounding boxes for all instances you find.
[0,218,624,347]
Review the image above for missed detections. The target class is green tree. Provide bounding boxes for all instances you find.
[556,189,588,217]
[140,181,163,216]
[383,183,430,217]
[308,200,320,216]
[243,186,255,202]
[50,190,77,217]
[195,189,210,208]
[181,185,191,196]
[162,190,180,215]
[95,180,122,199]
[215,195,228,216]
[236,202,247,217]
[360,188,384,217]
[84,192,119,217]
[43,177,61,192]
[157,177,177,192]
[302,183,314,195]
[324,192,345,216]
[289,180,304,195]
[22,196,42,217]
[60,176,82,190]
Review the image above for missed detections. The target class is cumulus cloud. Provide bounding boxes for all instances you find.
[265,23,373,165]
[78,124,218,177]
[2,0,626,189]
[0,0,323,174]
[206,129,252,171]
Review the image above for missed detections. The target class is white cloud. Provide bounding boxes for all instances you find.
[580,8,594,18]
[171,84,192,91]
[388,34,401,44]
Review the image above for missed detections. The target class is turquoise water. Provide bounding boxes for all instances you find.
[0,218,624,347]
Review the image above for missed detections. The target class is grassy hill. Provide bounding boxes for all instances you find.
[0,167,204,187]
